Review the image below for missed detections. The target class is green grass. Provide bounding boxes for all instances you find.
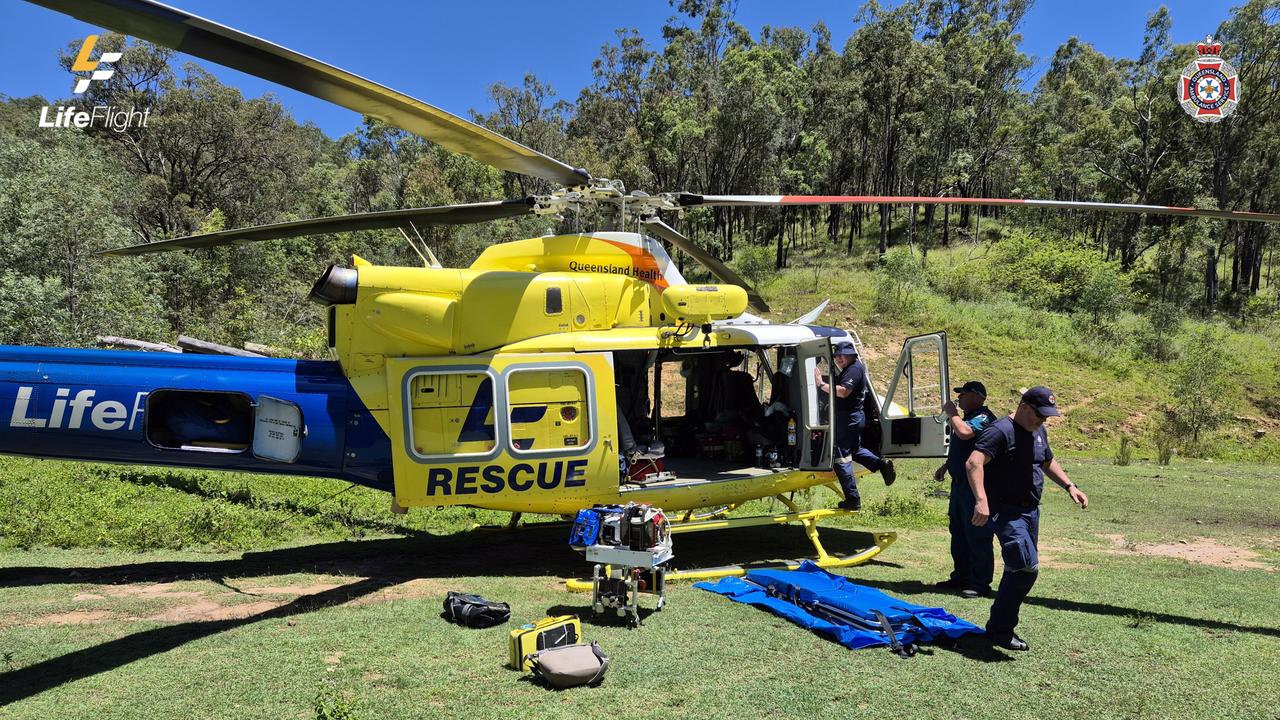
[0,457,1277,719]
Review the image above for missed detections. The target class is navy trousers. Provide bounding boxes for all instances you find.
[834,410,883,501]
[948,475,996,590]
[987,506,1040,636]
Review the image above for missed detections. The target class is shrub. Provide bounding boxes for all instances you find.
[731,243,776,287]
[925,257,990,303]
[982,232,1129,313]
[1239,294,1278,329]
[1113,434,1133,466]
[1136,300,1183,362]
[1153,415,1177,466]
[871,247,922,318]
[1162,327,1239,455]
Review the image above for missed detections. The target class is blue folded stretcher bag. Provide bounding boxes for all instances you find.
[695,561,983,655]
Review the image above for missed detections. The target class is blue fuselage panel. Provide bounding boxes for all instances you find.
[0,345,393,491]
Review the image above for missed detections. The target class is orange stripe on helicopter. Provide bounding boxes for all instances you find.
[599,238,671,291]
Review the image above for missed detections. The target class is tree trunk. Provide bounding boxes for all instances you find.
[1205,238,1219,313]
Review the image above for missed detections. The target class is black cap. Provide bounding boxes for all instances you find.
[952,380,987,397]
[833,341,858,356]
[1021,386,1060,417]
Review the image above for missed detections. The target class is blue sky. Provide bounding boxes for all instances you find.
[0,0,1238,139]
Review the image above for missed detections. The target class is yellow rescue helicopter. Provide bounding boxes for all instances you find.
[18,0,1280,583]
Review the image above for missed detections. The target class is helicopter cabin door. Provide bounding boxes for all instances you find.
[794,337,836,470]
[384,352,616,512]
[252,395,304,463]
[879,332,950,458]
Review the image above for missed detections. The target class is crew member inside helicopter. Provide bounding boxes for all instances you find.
[614,351,665,483]
[814,341,895,510]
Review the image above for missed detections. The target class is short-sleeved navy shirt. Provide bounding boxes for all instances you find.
[946,406,998,480]
[973,416,1054,508]
[833,359,868,415]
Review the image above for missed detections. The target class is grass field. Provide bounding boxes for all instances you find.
[1,455,1277,719]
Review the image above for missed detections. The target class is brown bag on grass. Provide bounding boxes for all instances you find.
[525,642,610,688]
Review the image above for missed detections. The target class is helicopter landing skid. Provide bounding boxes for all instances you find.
[565,496,897,591]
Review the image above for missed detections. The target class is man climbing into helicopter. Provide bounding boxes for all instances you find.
[814,341,896,510]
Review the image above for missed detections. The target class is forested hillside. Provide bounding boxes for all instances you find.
[0,0,1276,459]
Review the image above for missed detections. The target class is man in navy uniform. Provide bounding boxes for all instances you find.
[933,381,998,598]
[814,341,896,511]
[965,386,1088,651]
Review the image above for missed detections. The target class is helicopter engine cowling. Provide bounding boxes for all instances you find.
[363,292,457,349]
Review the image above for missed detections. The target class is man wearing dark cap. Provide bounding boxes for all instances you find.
[814,341,896,511]
[933,381,998,598]
[965,386,1089,651]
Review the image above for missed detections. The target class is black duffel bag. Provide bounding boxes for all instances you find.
[442,591,511,628]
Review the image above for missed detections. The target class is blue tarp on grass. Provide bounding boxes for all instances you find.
[694,561,984,650]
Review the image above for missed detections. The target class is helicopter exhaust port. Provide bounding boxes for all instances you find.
[309,265,358,305]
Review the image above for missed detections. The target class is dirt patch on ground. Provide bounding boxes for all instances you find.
[100,583,205,600]
[33,573,446,628]
[145,599,284,622]
[241,582,344,596]
[31,610,114,626]
[1101,533,1272,571]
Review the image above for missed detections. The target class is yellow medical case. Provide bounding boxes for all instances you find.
[507,615,581,670]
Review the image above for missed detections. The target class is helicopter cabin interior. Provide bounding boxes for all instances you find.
[144,389,304,463]
[611,339,835,489]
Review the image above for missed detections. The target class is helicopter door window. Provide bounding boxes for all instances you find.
[505,365,593,455]
[145,390,253,453]
[252,395,304,463]
[405,369,501,460]
[545,287,563,315]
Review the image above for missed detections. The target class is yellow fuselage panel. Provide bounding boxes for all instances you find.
[659,285,749,323]
[471,234,670,289]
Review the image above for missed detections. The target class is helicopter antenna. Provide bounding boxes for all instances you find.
[407,221,442,268]
[397,227,432,268]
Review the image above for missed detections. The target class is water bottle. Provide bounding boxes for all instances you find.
[786,417,797,447]
[754,444,763,467]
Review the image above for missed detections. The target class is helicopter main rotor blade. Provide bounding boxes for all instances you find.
[101,199,536,256]
[641,217,769,314]
[27,0,591,187]
[675,194,1280,224]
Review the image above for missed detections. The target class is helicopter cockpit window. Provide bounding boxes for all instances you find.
[146,390,253,453]
[406,370,499,459]
[506,366,592,454]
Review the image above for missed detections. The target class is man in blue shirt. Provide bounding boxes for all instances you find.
[966,386,1089,651]
[932,381,998,598]
[814,341,896,511]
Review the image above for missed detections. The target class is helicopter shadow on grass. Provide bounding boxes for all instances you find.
[0,524,894,590]
[0,523,888,705]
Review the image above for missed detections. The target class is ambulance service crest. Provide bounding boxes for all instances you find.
[1178,36,1239,123]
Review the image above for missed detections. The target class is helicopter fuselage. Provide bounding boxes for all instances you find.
[0,232,950,516]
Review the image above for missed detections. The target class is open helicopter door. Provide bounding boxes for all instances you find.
[252,395,304,463]
[795,337,836,469]
[879,332,950,458]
